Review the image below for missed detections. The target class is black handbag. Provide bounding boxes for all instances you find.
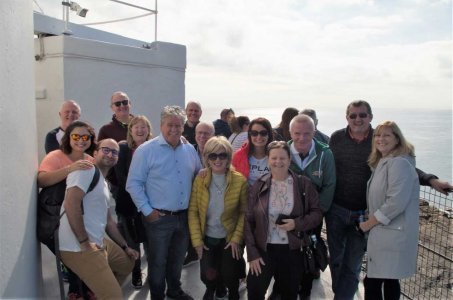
[297,175,329,273]
[300,232,328,273]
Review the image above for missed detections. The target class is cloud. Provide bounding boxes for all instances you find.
[34,0,452,109]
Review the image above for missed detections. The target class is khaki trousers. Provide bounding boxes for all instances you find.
[61,238,134,300]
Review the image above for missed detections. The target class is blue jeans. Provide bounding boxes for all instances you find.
[143,213,189,300]
[325,203,367,300]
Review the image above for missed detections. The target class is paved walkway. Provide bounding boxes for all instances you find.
[42,242,364,299]
[41,197,364,299]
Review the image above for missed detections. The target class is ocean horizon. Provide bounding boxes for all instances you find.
[201,106,452,184]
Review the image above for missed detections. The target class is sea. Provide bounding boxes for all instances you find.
[202,106,453,190]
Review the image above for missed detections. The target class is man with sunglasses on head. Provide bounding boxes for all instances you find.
[327,100,453,300]
[127,106,202,300]
[98,91,133,142]
[45,100,81,154]
[58,138,139,299]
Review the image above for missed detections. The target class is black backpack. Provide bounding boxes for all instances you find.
[37,166,100,253]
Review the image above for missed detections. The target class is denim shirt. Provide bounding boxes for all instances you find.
[126,134,202,216]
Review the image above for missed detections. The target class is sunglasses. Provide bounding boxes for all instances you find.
[112,100,129,107]
[208,152,228,161]
[100,147,119,157]
[348,113,368,119]
[250,130,268,137]
[70,134,91,142]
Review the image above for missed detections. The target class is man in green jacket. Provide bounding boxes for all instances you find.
[289,113,336,299]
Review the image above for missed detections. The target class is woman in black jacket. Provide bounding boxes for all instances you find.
[114,115,153,289]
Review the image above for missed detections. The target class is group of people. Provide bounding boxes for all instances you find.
[37,93,453,300]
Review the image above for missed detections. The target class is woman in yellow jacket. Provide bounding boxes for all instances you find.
[189,136,248,300]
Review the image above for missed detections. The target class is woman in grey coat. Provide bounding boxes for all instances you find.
[359,121,420,300]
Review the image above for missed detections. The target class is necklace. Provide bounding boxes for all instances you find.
[212,176,226,195]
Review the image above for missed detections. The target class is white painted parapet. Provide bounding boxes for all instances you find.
[35,35,186,160]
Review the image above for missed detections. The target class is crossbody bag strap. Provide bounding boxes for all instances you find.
[297,175,312,246]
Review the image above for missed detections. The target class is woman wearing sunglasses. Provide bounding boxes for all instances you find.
[188,136,248,300]
[232,117,274,186]
[38,120,96,300]
[112,115,152,289]
[230,117,274,292]
[244,141,322,300]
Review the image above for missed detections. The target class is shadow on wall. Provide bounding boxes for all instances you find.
[1,186,43,298]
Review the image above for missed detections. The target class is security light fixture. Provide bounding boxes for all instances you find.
[62,1,88,18]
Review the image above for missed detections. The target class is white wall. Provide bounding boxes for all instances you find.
[35,35,186,160]
[34,26,186,298]
[0,0,42,298]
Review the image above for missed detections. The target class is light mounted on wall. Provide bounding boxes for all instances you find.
[62,1,88,17]
[61,1,88,34]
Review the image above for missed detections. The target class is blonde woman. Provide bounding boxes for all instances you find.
[113,115,152,289]
[189,136,248,300]
[359,121,419,300]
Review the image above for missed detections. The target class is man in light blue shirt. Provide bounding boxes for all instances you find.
[127,105,201,300]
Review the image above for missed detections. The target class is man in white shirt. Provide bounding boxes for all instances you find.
[59,139,139,299]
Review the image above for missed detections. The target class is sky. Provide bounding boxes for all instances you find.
[34,0,452,110]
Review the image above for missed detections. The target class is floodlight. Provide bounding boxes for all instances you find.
[62,1,88,18]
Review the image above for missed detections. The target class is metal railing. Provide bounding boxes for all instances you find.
[398,186,453,299]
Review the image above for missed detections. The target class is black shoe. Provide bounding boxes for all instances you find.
[166,290,194,300]
[312,269,321,279]
[203,288,215,300]
[131,272,143,289]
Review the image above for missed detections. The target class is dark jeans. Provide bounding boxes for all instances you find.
[271,220,323,297]
[364,276,400,300]
[247,244,303,300]
[325,203,367,300]
[200,237,241,300]
[117,214,149,276]
[143,212,189,300]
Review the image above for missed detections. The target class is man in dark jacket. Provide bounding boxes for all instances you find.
[327,100,452,300]
[213,108,234,138]
[182,101,202,145]
[98,91,133,142]
[44,100,81,153]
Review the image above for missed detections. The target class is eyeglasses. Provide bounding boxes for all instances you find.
[207,152,228,161]
[100,147,119,157]
[70,134,91,142]
[348,113,368,119]
[112,100,129,107]
[250,130,268,137]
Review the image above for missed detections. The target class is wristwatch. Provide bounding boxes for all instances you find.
[121,243,129,251]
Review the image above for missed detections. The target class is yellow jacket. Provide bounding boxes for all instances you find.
[188,169,248,248]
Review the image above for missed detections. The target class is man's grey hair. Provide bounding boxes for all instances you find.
[111,91,130,102]
[185,101,202,111]
[60,100,81,114]
[289,114,315,132]
[195,121,215,136]
[161,105,186,125]
[346,100,373,116]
